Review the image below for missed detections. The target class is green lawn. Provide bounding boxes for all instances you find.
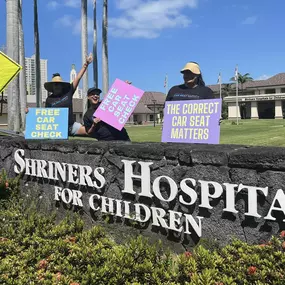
[124,119,285,146]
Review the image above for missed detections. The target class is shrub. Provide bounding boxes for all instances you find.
[0,170,19,200]
[1,173,285,284]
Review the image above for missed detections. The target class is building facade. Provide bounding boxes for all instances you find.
[127,91,165,124]
[209,73,285,119]
[25,55,48,103]
[70,64,83,99]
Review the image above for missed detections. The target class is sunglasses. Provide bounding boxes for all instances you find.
[88,93,100,96]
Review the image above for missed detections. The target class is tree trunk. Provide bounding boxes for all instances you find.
[19,0,27,131]
[6,0,20,131]
[93,0,98,88]
[81,0,88,115]
[34,0,42,107]
[102,0,109,94]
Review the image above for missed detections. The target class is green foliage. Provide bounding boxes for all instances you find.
[0,169,19,200]
[1,174,285,284]
[222,101,228,119]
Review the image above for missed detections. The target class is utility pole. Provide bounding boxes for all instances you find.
[152,99,156,127]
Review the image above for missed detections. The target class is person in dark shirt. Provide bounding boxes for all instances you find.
[83,87,130,141]
[165,62,214,102]
[44,53,93,136]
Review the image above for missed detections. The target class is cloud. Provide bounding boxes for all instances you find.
[256,75,271,80]
[47,1,59,10]
[64,0,80,8]
[49,0,93,9]
[115,0,142,9]
[73,18,94,35]
[56,15,74,28]
[242,16,257,25]
[110,0,198,39]
[56,15,93,35]
[56,1,197,39]
[64,0,93,8]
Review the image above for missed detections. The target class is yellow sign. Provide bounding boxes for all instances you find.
[0,51,22,93]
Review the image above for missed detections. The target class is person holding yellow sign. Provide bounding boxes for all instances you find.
[44,53,93,136]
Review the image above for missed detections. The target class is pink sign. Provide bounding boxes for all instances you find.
[94,79,144,130]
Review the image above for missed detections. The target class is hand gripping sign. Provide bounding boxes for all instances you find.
[162,99,222,144]
[94,79,144,130]
[25,108,68,139]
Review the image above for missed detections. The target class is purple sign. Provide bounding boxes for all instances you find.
[161,99,222,144]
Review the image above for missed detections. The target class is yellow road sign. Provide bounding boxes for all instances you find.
[0,51,22,93]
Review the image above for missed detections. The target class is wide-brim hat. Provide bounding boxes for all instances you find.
[87,87,102,95]
[180,62,201,75]
[44,75,70,92]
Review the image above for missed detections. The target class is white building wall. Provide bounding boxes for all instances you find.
[78,89,83,99]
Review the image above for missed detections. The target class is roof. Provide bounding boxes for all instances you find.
[133,103,153,114]
[207,84,220,93]
[246,73,285,88]
[140,91,166,105]
[208,73,285,93]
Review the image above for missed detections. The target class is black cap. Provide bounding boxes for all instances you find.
[87,87,102,95]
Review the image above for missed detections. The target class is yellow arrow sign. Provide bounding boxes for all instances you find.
[0,51,22,93]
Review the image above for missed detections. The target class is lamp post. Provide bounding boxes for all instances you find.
[152,99,156,127]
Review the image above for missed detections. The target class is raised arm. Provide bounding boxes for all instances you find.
[72,53,93,91]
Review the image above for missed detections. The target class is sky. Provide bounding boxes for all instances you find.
[1,0,285,94]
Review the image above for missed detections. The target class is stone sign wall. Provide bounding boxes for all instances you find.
[1,137,285,252]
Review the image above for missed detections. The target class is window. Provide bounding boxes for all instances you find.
[149,114,154,121]
[281,88,285,93]
[265,89,276,94]
[244,91,255,95]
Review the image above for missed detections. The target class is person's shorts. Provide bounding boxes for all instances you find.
[68,122,82,136]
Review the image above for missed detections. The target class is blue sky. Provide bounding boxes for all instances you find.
[1,0,285,94]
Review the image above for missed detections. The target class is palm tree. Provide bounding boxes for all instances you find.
[221,83,233,98]
[34,0,42,107]
[6,0,20,131]
[102,0,109,94]
[93,0,98,88]
[81,0,88,115]
[19,0,27,131]
[230,73,253,94]
[230,73,253,119]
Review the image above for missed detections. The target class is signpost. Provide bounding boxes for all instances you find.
[161,99,222,144]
